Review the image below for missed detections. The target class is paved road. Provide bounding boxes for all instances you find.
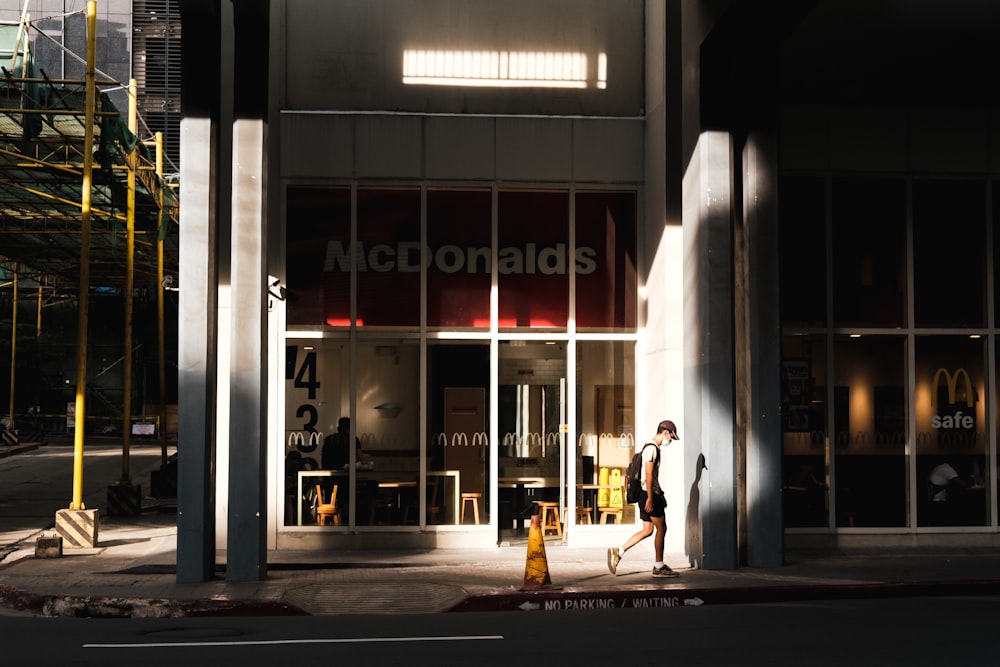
[2,595,998,666]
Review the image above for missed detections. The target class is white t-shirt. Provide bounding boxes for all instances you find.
[639,442,668,495]
[928,463,959,502]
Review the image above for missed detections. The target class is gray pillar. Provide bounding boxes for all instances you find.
[176,0,222,583]
[684,130,737,570]
[226,0,269,582]
[744,130,783,567]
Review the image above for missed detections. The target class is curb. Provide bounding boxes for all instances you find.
[6,578,1000,618]
[0,443,40,459]
[0,584,309,618]
[448,578,1000,613]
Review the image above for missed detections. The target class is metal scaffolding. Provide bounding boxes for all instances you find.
[0,2,179,512]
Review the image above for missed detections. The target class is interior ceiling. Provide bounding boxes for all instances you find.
[0,77,178,297]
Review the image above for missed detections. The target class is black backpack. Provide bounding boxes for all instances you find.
[625,443,660,503]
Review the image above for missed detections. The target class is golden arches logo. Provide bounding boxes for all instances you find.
[930,367,974,409]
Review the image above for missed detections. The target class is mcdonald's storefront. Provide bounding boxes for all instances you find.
[278,186,647,549]
[779,176,1000,540]
[257,1,1000,556]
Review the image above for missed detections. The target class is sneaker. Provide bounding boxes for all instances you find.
[607,547,621,575]
[652,564,679,578]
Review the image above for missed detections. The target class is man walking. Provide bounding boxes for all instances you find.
[607,419,680,577]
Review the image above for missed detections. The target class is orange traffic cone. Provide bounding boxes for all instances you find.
[520,514,553,590]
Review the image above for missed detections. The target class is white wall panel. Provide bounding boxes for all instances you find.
[280,114,354,178]
[573,118,643,183]
[425,116,496,179]
[496,117,572,181]
[355,115,424,179]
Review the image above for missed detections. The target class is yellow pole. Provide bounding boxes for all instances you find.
[7,265,16,431]
[70,1,97,511]
[35,283,41,428]
[155,131,167,467]
[121,77,138,481]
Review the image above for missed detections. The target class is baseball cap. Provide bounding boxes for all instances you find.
[658,419,680,440]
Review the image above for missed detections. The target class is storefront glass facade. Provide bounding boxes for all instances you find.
[282,185,638,540]
[780,176,997,533]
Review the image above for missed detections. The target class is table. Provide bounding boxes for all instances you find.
[296,469,459,526]
[498,476,560,535]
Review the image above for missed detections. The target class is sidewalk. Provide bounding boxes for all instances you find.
[3,505,1000,618]
[3,440,1000,618]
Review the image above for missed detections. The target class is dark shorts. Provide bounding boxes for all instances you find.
[637,490,666,521]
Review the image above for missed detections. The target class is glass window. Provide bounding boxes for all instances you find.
[832,178,907,327]
[285,186,351,327]
[781,334,829,528]
[352,339,421,526]
[913,180,986,328]
[574,191,637,332]
[356,188,421,329]
[779,176,827,327]
[427,190,492,330]
[832,335,907,527]
[575,341,635,525]
[283,338,349,527]
[994,182,1000,322]
[427,343,490,525]
[498,191,569,330]
[284,337,422,528]
[915,336,988,526]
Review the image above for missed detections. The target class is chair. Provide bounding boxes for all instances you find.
[536,500,562,537]
[460,492,482,524]
[598,507,622,524]
[564,505,593,525]
[401,476,440,525]
[315,484,340,526]
[427,476,441,524]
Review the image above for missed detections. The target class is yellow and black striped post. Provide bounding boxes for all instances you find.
[55,508,100,548]
[107,482,142,517]
[1,427,18,447]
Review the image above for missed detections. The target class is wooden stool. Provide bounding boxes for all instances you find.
[564,506,593,525]
[536,501,562,537]
[460,492,482,524]
[598,507,622,524]
[315,484,340,526]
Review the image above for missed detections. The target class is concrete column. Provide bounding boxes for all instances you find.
[743,130,783,567]
[683,130,737,570]
[226,0,270,582]
[176,0,222,584]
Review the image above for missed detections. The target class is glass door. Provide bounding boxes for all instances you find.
[498,340,566,542]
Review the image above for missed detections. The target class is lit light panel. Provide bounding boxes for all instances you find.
[402,49,607,89]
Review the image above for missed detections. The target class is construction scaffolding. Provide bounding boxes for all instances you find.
[0,2,179,512]
[0,19,178,289]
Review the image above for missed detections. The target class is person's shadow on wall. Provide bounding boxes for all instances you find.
[685,453,708,568]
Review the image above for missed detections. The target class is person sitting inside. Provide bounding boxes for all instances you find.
[323,417,359,470]
[928,462,967,503]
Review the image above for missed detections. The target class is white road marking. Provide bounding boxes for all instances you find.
[84,634,504,649]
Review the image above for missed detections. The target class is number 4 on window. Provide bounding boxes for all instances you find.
[293,349,320,399]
